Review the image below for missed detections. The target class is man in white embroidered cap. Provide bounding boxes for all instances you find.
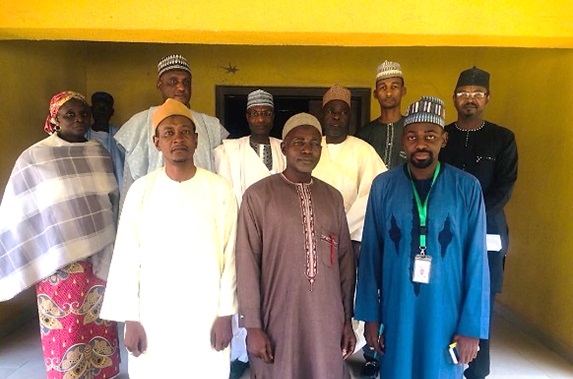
[236,113,356,378]
[214,90,286,378]
[114,54,229,210]
[215,89,286,206]
[355,96,490,379]
[356,60,408,169]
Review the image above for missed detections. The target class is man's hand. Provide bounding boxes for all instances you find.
[246,327,274,363]
[341,321,356,360]
[453,334,479,364]
[211,315,233,351]
[125,321,147,357]
[364,321,384,355]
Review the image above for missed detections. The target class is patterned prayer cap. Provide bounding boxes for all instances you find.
[152,98,195,129]
[322,84,351,108]
[376,60,403,81]
[404,96,446,128]
[247,89,274,110]
[282,112,322,139]
[455,66,490,90]
[157,54,191,78]
[44,91,89,135]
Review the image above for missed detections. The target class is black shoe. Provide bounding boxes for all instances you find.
[229,359,249,379]
[360,360,380,379]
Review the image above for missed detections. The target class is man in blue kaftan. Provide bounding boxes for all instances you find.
[355,96,490,379]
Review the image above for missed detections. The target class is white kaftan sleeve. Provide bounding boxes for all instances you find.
[100,179,146,322]
[214,144,232,183]
[216,182,239,317]
[346,144,387,242]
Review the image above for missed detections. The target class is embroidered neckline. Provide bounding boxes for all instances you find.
[280,173,313,186]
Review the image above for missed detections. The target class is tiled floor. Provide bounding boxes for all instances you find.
[1,312,573,378]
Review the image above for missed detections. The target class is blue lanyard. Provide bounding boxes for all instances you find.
[407,162,441,254]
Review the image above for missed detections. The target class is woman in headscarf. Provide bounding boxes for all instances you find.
[0,91,121,379]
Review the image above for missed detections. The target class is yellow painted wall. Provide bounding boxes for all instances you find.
[1,40,573,357]
[493,48,573,345]
[2,1,573,47]
[0,41,87,332]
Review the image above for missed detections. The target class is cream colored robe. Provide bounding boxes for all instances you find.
[214,136,285,205]
[100,167,237,379]
[312,136,387,242]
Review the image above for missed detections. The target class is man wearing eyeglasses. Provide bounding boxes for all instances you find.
[214,89,286,379]
[215,89,286,207]
[440,67,518,379]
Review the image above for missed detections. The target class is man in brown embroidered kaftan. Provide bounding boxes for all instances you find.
[236,113,356,379]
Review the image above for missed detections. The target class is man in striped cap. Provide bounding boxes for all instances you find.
[114,54,229,209]
[356,96,490,379]
[214,89,285,206]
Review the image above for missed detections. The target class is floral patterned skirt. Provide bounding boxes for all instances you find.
[36,260,120,379]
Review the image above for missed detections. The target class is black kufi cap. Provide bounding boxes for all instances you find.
[456,66,490,90]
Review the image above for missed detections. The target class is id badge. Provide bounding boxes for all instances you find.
[413,254,432,284]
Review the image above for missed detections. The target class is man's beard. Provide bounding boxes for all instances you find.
[409,150,434,169]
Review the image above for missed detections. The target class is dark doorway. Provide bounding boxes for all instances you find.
[215,86,371,139]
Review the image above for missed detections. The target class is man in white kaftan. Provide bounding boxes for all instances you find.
[214,90,285,378]
[312,85,386,357]
[115,54,228,206]
[214,89,285,205]
[313,85,386,244]
[101,98,237,379]
[215,136,283,205]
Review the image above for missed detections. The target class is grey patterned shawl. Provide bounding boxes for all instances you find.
[0,134,118,301]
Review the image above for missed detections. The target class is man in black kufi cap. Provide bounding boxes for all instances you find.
[440,67,518,379]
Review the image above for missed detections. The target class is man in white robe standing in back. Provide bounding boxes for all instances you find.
[101,98,237,379]
[214,89,285,379]
[313,84,387,256]
[115,54,228,208]
[312,84,387,360]
[215,89,285,207]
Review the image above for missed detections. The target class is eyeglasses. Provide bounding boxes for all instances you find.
[248,110,274,118]
[455,91,488,99]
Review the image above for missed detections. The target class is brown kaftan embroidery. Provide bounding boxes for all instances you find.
[295,183,318,291]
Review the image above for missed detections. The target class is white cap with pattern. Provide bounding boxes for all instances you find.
[247,89,274,110]
[376,60,403,81]
[157,54,191,78]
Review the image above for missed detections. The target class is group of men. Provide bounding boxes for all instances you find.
[96,54,517,379]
